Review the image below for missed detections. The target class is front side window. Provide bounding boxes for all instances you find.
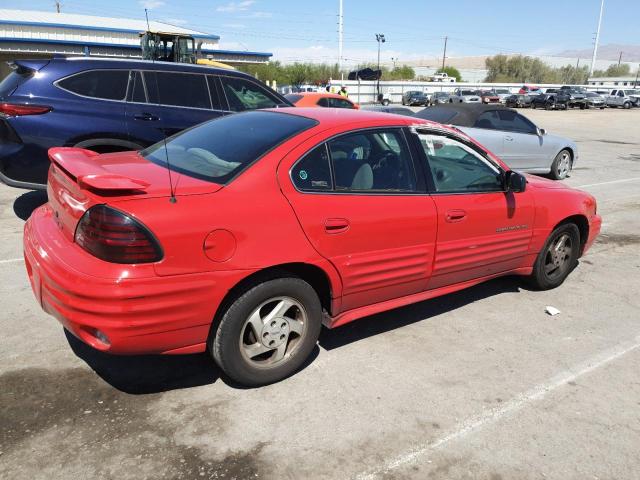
[142,111,317,184]
[144,72,211,109]
[221,76,283,111]
[418,133,503,194]
[57,70,128,100]
[328,129,416,192]
[496,110,537,134]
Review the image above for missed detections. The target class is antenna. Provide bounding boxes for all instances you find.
[145,8,176,203]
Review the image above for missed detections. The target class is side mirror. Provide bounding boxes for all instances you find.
[537,128,546,136]
[506,171,526,193]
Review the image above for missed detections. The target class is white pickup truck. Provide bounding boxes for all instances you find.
[606,89,640,109]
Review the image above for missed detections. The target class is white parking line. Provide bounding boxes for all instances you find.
[0,258,23,264]
[575,177,640,188]
[355,336,640,479]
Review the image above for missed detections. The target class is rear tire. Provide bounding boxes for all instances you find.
[528,224,580,290]
[550,149,572,180]
[382,99,390,106]
[211,277,322,387]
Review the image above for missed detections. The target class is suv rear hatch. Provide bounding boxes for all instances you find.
[47,147,221,242]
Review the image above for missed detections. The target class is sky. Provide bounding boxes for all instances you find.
[5,0,640,66]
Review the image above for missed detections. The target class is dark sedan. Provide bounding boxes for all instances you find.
[402,90,428,106]
[505,94,533,108]
[530,93,568,110]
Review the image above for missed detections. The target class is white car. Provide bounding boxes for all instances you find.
[450,88,481,103]
[606,89,640,109]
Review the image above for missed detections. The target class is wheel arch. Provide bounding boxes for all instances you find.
[553,214,589,255]
[208,262,335,344]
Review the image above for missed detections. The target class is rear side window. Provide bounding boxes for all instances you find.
[285,94,302,103]
[330,98,355,109]
[317,98,330,107]
[291,144,332,191]
[128,71,146,103]
[221,76,283,112]
[0,70,32,99]
[57,70,128,100]
[142,111,317,184]
[145,72,211,109]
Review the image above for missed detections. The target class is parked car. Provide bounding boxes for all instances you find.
[584,91,606,109]
[24,107,600,386]
[605,89,640,108]
[476,90,500,104]
[559,86,587,109]
[415,104,578,179]
[0,57,290,190]
[285,92,359,109]
[530,92,568,110]
[402,90,428,106]
[450,88,481,103]
[491,88,512,103]
[360,105,414,116]
[505,94,533,108]
[518,85,542,95]
[430,91,451,105]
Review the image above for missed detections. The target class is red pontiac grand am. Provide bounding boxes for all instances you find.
[24,108,601,386]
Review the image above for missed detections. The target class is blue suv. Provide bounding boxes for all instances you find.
[0,56,290,189]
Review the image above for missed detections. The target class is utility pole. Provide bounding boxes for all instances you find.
[441,36,448,71]
[617,51,622,66]
[635,64,639,87]
[338,0,343,77]
[375,33,385,101]
[590,0,604,75]
[55,1,61,13]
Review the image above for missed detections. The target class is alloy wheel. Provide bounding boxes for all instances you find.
[543,233,573,280]
[239,296,307,368]
[557,152,571,179]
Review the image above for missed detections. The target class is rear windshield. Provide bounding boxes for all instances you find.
[141,111,317,184]
[0,70,32,99]
[415,108,458,124]
[285,94,303,103]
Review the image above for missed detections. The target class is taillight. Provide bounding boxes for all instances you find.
[75,205,162,264]
[0,103,51,116]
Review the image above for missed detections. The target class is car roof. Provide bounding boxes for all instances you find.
[49,55,252,77]
[413,104,510,127]
[266,106,433,128]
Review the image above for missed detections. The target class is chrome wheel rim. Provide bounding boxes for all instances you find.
[557,152,571,178]
[543,233,573,280]
[239,296,307,368]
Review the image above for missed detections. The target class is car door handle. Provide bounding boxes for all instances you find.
[445,210,467,223]
[505,136,514,142]
[324,218,350,234]
[134,113,160,121]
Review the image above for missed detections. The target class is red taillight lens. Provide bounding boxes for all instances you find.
[75,205,162,264]
[0,103,51,116]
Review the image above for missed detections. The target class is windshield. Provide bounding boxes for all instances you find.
[495,89,509,94]
[142,111,317,184]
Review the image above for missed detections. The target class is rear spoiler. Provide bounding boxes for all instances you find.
[48,147,150,192]
[9,59,52,73]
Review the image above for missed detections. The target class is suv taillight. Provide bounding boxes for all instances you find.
[0,103,51,116]
[75,205,162,264]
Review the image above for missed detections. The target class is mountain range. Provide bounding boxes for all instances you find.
[557,44,640,63]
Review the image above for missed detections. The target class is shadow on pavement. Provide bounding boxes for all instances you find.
[66,330,220,394]
[13,190,47,221]
[319,276,523,351]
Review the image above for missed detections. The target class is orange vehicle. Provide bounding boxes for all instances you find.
[284,92,359,109]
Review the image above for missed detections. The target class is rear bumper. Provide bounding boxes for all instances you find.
[24,205,246,355]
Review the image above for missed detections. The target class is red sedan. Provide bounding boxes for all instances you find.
[24,108,601,386]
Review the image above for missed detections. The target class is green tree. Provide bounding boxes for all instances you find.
[592,63,631,78]
[484,54,589,84]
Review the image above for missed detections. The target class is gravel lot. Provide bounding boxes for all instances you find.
[1,107,639,480]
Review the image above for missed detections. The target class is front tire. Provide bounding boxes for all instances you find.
[528,224,580,290]
[211,277,322,387]
[550,149,572,180]
[624,101,631,109]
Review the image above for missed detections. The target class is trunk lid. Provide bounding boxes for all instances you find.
[47,147,221,241]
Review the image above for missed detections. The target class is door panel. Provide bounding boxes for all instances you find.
[279,128,438,313]
[429,192,535,288]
